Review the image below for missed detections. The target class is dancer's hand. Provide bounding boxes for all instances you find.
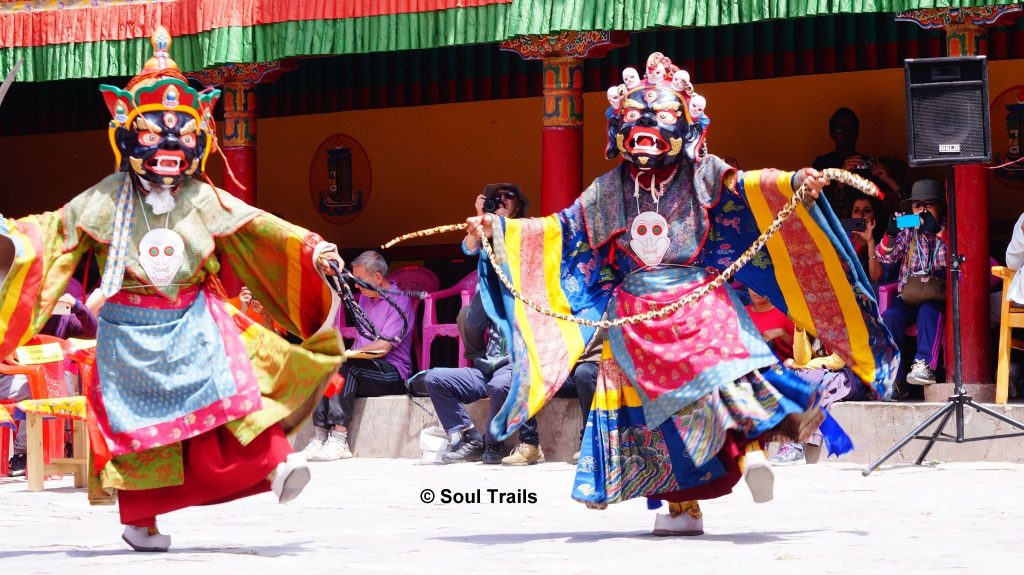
[466,214,494,240]
[796,168,827,200]
[317,245,345,276]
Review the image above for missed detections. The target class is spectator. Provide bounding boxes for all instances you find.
[847,193,898,291]
[1005,211,1024,304]
[876,179,948,390]
[417,308,513,464]
[745,288,795,361]
[228,286,278,332]
[813,107,907,218]
[459,183,528,358]
[417,302,599,465]
[771,327,874,465]
[3,281,97,477]
[301,251,414,461]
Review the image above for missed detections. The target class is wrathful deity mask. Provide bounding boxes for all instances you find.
[605,53,708,167]
[99,26,220,190]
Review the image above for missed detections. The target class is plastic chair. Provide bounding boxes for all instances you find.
[1,400,15,476]
[420,271,479,370]
[0,334,92,490]
[993,265,1024,404]
[387,267,439,369]
[877,283,944,371]
[336,267,439,369]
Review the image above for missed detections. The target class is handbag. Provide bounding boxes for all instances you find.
[899,275,946,305]
[899,233,947,305]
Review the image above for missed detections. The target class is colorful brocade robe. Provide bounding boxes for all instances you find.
[478,155,899,505]
[0,174,344,494]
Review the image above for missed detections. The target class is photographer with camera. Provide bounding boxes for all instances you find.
[875,179,949,393]
[462,183,528,257]
[813,108,907,218]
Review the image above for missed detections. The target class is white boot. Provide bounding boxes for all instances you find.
[122,525,171,552]
[653,512,705,536]
[271,453,312,504]
[744,449,775,504]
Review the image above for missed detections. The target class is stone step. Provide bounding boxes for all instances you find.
[290,397,1024,465]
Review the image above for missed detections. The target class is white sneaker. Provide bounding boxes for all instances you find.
[653,513,704,536]
[743,449,775,504]
[907,359,937,385]
[300,435,326,462]
[122,525,171,552]
[319,434,353,461]
[271,453,312,504]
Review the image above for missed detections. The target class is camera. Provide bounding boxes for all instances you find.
[482,196,502,214]
[855,158,877,172]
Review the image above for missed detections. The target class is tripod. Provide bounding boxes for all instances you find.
[863,167,1024,476]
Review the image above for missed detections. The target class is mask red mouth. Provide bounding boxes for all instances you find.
[625,127,668,156]
[145,150,187,176]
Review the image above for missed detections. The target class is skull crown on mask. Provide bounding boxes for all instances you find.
[604,53,709,167]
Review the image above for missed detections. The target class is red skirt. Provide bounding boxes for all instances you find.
[118,424,291,526]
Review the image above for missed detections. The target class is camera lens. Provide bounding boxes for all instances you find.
[483,197,499,213]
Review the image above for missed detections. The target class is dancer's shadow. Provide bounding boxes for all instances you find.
[432,529,853,545]
[0,541,313,559]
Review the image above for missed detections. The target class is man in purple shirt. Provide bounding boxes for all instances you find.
[301,251,414,461]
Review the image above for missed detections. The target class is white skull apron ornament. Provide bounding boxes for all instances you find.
[629,211,670,267]
[138,228,185,286]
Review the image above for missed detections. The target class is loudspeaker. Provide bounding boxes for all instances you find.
[905,56,991,166]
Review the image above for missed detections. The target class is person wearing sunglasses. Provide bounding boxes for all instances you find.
[876,179,949,394]
[812,107,908,218]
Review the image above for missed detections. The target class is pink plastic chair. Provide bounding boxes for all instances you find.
[877,283,944,370]
[336,267,439,370]
[420,271,479,370]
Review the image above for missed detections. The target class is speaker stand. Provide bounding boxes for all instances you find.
[863,166,1024,476]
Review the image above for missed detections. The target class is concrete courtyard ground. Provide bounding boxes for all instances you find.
[2,458,1022,574]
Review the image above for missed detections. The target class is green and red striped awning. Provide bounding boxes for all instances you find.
[0,0,1020,82]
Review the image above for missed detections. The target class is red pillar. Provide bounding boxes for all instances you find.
[947,22,990,385]
[221,82,258,207]
[500,32,628,214]
[187,61,294,296]
[896,7,1024,391]
[540,57,584,214]
[951,163,990,384]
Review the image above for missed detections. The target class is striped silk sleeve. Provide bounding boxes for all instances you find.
[479,202,614,441]
[0,210,91,359]
[729,169,899,400]
[214,212,337,340]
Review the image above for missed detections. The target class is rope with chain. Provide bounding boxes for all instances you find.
[382,168,878,329]
[325,261,426,344]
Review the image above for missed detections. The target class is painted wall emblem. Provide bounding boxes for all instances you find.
[309,134,372,224]
[992,85,1024,190]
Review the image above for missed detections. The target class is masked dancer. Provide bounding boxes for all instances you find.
[466,52,898,536]
[0,27,345,552]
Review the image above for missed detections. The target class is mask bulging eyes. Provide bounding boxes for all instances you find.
[139,132,160,146]
[164,246,175,256]
[657,111,678,125]
[652,224,663,235]
[636,225,648,236]
[624,109,641,122]
[149,247,159,257]
[181,134,196,148]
